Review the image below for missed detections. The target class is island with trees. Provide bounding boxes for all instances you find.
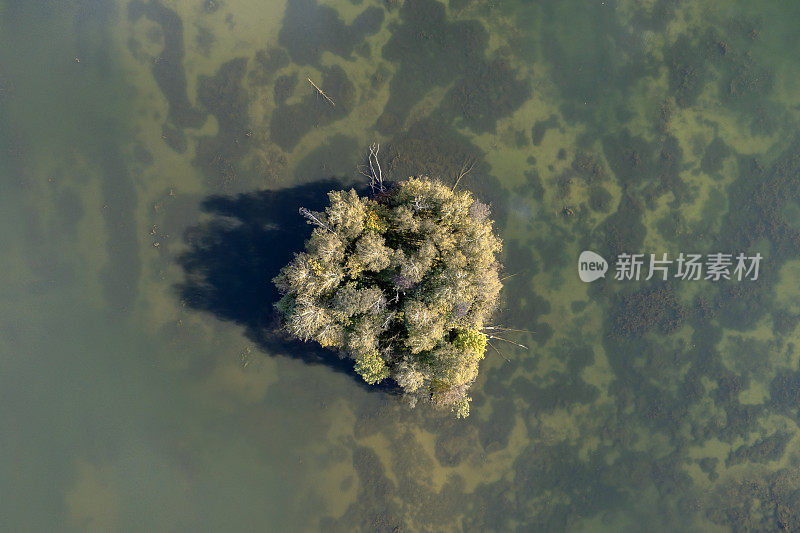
[274,168,502,417]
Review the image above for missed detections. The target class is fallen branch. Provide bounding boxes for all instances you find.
[483,325,535,334]
[299,207,333,233]
[360,143,385,193]
[487,334,529,350]
[307,77,335,107]
[487,340,511,364]
[499,270,525,282]
[452,158,475,191]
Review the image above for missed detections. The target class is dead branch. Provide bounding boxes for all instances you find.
[483,326,535,334]
[452,158,475,191]
[487,334,529,350]
[487,340,511,364]
[499,270,525,282]
[299,207,333,233]
[361,142,385,193]
[307,77,335,107]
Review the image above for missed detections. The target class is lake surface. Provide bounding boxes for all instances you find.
[3,0,800,530]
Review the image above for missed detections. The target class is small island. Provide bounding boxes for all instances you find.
[274,175,502,417]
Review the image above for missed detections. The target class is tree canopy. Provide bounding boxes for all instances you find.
[274,177,502,417]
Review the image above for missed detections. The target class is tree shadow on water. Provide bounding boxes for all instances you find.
[176,179,394,392]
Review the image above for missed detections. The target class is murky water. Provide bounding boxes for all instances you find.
[3,0,800,530]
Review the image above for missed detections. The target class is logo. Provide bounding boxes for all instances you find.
[578,251,608,282]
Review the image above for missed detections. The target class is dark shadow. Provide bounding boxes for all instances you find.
[176,179,399,392]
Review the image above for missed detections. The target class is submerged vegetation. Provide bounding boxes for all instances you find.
[32,0,800,529]
[274,176,502,417]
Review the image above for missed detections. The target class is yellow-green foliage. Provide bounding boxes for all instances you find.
[274,177,502,417]
[455,397,471,419]
[454,329,488,354]
[354,351,390,385]
[363,204,388,233]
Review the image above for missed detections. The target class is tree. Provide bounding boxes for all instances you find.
[274,177,502,417]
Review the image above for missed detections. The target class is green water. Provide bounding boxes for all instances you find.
[3,0,800,530]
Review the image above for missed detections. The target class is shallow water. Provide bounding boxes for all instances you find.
[3,0,800,530]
